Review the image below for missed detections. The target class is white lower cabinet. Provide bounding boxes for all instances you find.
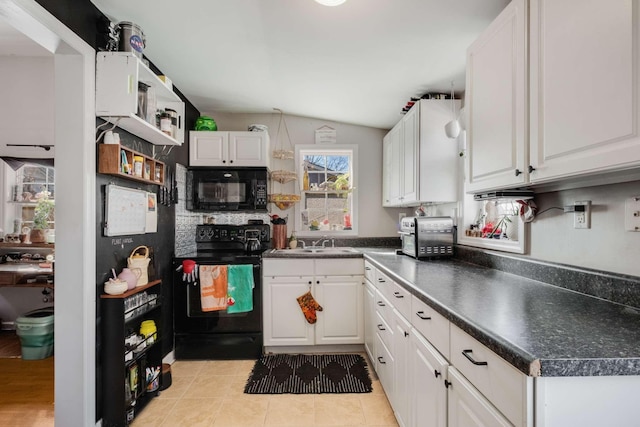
[363,279,376,362]
[375,333,394,398]
[314,275,364,345]
[450,324,530,426]
[447,367,512,427]
[393,309,412,427]
[365,262,530,427]
[263,258,364,347]
[411,329,448,427]
[263,275,315,346]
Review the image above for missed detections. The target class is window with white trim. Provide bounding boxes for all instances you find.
[15,165,55,229]
[295,145,357,236]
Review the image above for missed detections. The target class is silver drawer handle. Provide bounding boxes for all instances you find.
[462,349,488,366]
[377,324,386,331]
[416,311,431,320]
[377,356,386,364]
[377,301,386,307]
[393,292,404,298]
[378,278,385,283]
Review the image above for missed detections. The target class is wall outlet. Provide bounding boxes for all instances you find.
[573,201,591,229]
[625,196,640,231]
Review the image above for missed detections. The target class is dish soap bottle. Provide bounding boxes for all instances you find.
[289,232,298,249]
[302,165,309,191]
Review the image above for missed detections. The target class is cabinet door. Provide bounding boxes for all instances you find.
[364,279,377,363]
[411,330,448,427]
[401,103,419,204]
[375,333,395,400]
[393,310,412,427]
[529,0,640,182]
[383,122,402,206]
[314,275,364,345]
[189,131,228,166]
[465,0,527,192]
[263,275,314,346]
[229,132,269,167]
[447,367,512,427]
[417,99,460,203]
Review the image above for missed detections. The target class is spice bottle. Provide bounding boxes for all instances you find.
[133,156,144,177]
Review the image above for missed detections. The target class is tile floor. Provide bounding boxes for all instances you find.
[132,356,399,427]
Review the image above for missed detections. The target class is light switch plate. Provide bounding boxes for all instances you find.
[625,197,640,232]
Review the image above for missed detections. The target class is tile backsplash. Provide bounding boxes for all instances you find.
[174,164,270,256]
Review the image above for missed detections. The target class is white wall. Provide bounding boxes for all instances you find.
[528,180,640,277]
[0,56,55,157]
[0,57,55,326]
[207,111,406,237]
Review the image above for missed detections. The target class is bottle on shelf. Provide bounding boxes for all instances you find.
[302,165,309,191]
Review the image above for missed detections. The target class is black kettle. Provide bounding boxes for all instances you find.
[246,238,261,254]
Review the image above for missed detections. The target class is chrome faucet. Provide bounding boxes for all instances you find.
[311,235,328,248]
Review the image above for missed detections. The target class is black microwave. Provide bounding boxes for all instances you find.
[186,167,269,212]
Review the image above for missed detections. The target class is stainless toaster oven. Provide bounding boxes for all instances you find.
[399,216,454,259]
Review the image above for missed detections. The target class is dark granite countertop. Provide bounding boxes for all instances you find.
[362,250,640,378]
[262,248,364,259]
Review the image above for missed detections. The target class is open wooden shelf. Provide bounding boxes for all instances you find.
[98,144,165,186]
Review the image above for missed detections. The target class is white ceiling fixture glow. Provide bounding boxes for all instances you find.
[314,0,347,6]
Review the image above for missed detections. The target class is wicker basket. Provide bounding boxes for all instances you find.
[128,246,150,287]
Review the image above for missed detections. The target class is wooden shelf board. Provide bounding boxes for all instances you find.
[101,279,161,299]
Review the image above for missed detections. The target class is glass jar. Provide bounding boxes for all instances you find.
[133,156,144,177]
[159,112,172,136]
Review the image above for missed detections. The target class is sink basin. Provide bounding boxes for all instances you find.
[271,247,360,255]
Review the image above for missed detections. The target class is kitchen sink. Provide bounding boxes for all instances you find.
[270,247,360,255]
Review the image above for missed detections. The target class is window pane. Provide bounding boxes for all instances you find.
[298,148,354,234]
[18,166,55,200]
[326,155,349,173]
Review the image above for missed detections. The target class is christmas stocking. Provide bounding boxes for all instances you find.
[297,291,323,324]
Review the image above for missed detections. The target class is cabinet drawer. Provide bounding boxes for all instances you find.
[411,295,450,360]
[375,311,393,353]
[374,269,394,300]
[263,259,315,277]
[375,289,393,326]
[364,261,376,284]
[450,324,528,426]
[315,258,363,276]
[390,281,411,320]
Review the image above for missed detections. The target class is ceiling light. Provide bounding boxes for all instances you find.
[314,0,347,6]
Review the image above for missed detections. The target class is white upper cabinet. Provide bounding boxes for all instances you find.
[529,0,640,182]
[189,131,269,167]
[96,52,185,146]
[466,0,640,193]
[465,0,527,192]
[383,121,402,206]
[382,100,460,206]
[401,104,420,204]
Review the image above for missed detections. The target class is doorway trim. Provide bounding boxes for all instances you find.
[0,1,96,426]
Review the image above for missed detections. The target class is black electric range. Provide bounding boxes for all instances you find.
[173,224,270,359]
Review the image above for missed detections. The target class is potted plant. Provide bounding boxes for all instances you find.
[30,195,54,243]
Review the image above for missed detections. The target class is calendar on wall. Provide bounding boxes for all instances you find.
[104,184,148,236]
